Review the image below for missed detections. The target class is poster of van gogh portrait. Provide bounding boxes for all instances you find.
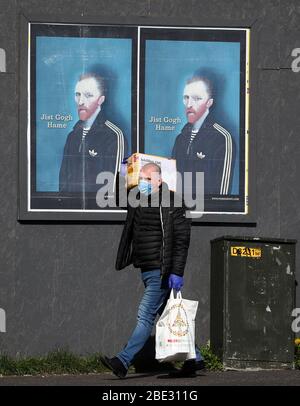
[140,27,249,214]
[29,24,136,211]
[24,23,249,219]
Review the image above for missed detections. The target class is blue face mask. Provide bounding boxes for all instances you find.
[138,180,153,196]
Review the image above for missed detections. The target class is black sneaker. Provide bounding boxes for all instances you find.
[195,359,206,371]
[100,355,127,379]
[168,359,197,378]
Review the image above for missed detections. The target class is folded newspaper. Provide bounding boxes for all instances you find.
[126,153,177,192]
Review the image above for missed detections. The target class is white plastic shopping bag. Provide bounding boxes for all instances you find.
[155,290,198,362]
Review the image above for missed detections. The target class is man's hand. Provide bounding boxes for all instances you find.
[168,274,184,291]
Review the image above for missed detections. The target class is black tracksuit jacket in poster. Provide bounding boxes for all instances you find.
[172,118,236,196]
[59,112,126,195]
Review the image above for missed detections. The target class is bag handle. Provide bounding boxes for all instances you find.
[170,289,182,300]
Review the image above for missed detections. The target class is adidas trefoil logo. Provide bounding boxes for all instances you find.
[197,151,206,159]
[89,149,98,157]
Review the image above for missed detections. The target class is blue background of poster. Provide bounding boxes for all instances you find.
[144,40,241,194]
[36,37,132,192]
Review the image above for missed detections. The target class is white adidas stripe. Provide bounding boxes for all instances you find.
[109,120,125,175]
[214,123,231,195]
[218,125,233,194]
[215,123,232,194]
[106,120,124,170]
[105,120,124,192]
[213,123,232,195]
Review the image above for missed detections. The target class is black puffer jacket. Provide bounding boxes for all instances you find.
[132,204,162,270]
[115,183,191,277]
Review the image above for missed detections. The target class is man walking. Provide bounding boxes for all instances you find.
[100,163,203,378]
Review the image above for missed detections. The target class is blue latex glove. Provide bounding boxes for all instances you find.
[168,274,184,291]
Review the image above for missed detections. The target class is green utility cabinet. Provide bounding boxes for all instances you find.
[210,236,297,369]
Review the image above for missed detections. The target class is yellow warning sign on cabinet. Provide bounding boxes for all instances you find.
[230,246,262,258]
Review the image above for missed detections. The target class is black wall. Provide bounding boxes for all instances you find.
[0,0,299,357]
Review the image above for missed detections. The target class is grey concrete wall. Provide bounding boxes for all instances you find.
[0,0,299,357]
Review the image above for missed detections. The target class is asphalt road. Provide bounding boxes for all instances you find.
[0,370,299,386]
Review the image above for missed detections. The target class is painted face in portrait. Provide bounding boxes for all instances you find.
[183,80,213,124]
[75,77,105,121]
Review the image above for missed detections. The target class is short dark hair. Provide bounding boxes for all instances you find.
[186,75,214,98]
[78,72,106,96]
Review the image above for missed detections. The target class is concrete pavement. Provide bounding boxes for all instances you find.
[0,370,299,386]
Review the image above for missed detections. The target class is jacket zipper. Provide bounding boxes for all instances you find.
[159,204,165,276]
[79,133,86,209]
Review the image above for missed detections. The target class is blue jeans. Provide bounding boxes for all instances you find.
[117,268,203,369]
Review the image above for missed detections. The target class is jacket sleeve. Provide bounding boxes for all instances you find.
[59,135,71,192]
[171,204,192,276]
[115,208,133,270]
[211,131,236,195]
[171,135,179,160]
[113,134,130,208]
